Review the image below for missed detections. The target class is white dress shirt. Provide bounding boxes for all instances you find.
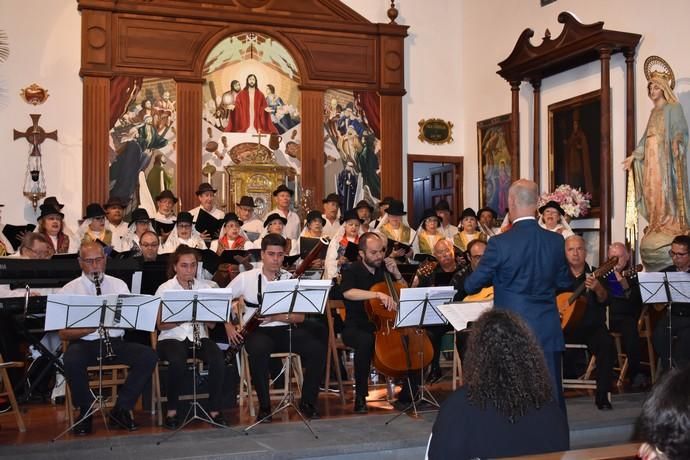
[228,268,291,327]
[267,208,301,241]
[189,206,225,221]
[155,277,219,342]
[321,215,340,239]
[59,273,130,340]
[107,221,130,251]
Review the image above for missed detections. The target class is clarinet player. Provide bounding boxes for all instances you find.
[59,242,157,435]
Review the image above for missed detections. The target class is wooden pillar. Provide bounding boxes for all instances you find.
[531,78,542,190]
[624,49,636,155]
[510,81,521,181]
[300,88,325,201]
[380,93,403,200]
[599,48,612,258]
[175,80,203,212]
[82,76,110,208]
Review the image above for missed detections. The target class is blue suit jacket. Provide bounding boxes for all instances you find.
[464,218,571,351]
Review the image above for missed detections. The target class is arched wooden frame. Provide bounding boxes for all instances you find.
[497,12,640,258]
[79,0,407,210]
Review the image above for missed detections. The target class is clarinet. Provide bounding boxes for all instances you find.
[189,279,202,348]
[93,272,116,360]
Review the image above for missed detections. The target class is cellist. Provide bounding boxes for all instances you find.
[340,232,406,414]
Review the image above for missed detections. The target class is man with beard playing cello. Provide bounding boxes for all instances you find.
[341,232,415,414]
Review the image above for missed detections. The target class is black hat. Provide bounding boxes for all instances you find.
[354,200,374,212]
[84,203,106,220]
[264,212,288,227]
[156,189,178,203]
[386,199,406,216]
[223,212,243,226]
[421,208,441,224]
[43,196,65,210]
[434,200,452,213]
[323,193,340,204]
[538,200,565,216]
[38,203,64,220]
[460,208,477,220]
[379,196,395,207]
[272,184,294,196]
[195,182,217,195]
[103,196,128,209]
[477,207,497,219]
[131,208,151,223]
[306,210,326,226]
[340,209,364,224]
[236,196,256,208]
[176,211,193,224]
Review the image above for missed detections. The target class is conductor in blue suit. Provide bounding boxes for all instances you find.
[464,179,571,409]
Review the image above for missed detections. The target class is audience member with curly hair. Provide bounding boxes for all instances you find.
[637,367,690,460]
[427,309,569,459]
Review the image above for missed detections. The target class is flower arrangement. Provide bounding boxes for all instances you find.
[538,184,592,218]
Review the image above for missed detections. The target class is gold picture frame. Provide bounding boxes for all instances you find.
[418,118,454,145]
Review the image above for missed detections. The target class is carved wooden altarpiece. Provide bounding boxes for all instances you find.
[497,12,640,257]
[78,0,407,211]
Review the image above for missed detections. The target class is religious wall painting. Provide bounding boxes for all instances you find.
[108,76,177,215]
[324,89,381,213]
[477,114,514,217]
[549,90,602,217]
[201,32,302,213]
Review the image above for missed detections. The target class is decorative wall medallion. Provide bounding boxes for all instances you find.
[418,118,454,144]
[20,83,50,105]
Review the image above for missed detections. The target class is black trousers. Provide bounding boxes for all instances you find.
[565,326,615,399]
[63,338,157,411]
[609,312,642,378]
[653,312,690,371]
[426,324,453,370]
[157,338,225,412]
[244,325,326,409]
[341,325,374,398]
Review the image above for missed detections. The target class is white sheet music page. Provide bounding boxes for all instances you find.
[437,301,493,331]
[666,271,690,303]
[45,294,117,330]
[395,287,456,328]
[637,272,668,303]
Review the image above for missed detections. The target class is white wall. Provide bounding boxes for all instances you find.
[0,1,82,226]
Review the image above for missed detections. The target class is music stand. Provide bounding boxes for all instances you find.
[243,278,331,438]
[638,271,690,369]
[46,293,159,442]
[157,288,234,444]
[386,286,456,424]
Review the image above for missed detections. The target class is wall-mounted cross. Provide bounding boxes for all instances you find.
[13,114,58,156]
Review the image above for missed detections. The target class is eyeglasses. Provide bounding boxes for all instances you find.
[80,256,105,265]
[25,247,53,258]
[669,250,689,257]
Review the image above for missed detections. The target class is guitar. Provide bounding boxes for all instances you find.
[557,256,618,331]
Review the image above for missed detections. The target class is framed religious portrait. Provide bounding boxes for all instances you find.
[477,113,515,217]
[548,90,603,217]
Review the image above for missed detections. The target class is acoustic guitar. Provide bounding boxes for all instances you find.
[557,256,618,331]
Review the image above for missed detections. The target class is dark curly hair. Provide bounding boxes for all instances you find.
[637,367,690,460]
[464,309,554,422]
[166,244,200,279]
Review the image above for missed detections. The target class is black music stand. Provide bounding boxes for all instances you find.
[638,271,690,370]
[386,286,456,424]
[157,288,234,444]
[243,278,331,438]
[47,293,159,442]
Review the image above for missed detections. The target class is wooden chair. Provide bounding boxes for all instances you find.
[562,343,597,390]
[0,354,26,432]
[62,341,130,427]
[609,306,657,387]
[149,331,206,426]
[451,333,463,390]
[324,300,352,403]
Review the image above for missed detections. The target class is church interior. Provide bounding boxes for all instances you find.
[1,1,690,459]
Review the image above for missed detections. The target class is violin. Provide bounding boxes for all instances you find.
[365,272,433,378]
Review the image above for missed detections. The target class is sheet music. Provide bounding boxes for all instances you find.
[395,286,456,328]
[437,301,493,331]
[666,271,690,303]
[260,279,331,315]
[637,272,668,304]
[45,293,160,331]
[160,288,232,323]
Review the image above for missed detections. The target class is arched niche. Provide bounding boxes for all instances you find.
[79,0,407,212]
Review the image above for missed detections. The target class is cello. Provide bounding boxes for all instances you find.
[366,272,434,378]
